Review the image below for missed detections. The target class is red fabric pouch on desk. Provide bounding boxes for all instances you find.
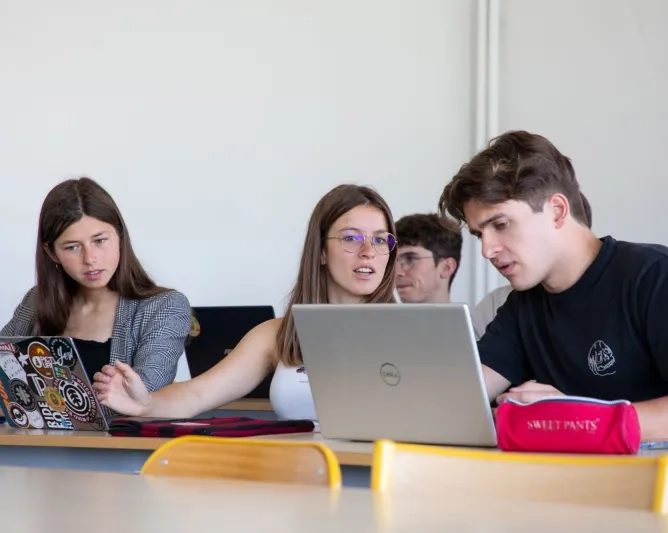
[108,416,315,438]
[495,396,641,454]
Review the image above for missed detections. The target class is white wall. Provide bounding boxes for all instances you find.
[498,0,668,246]
[471,0,668,299]
[0,0,477,326]
[2,0,665,331]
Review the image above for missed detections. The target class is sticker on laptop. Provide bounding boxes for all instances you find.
[7,402,30,428]
[0,375,12,413]
[56,374,97,423]
[16,350,31,370]
[27,373,48,397]
[27,409,45,429]
[44,386,66,412]
[90,415,107,431]
[0,342,18,355]
[48,338,77,370]
[52,365,71,382]
[0,351,28,382]
[10,379,37,412]
[28,342,55,379]
[37,401,74,430]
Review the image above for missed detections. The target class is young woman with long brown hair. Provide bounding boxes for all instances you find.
[1,177,192,392]
[93,183,397,420]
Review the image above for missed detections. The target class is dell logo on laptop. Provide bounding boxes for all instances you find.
[380,363,400,386]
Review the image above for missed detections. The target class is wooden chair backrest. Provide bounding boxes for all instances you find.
[371,439,668,512]
[141,435,342,487]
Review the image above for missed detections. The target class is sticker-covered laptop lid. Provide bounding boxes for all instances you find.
[0,336,108,431]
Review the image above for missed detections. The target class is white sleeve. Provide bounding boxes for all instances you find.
[470,285,513,340]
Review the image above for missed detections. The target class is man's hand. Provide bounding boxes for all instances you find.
[496,380,564,404]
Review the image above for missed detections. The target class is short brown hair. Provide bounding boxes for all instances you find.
[395,213,462,288]
[439,131,589,226]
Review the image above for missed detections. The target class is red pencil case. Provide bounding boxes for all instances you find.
[495,396,641,454]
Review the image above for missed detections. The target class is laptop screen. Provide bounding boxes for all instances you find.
[186,306,276,398]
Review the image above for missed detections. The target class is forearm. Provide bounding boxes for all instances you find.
[140,318,280,418]
[143,380,210,418]
[633,396,668,441]
[144,360,270,418]
[483,365,512,402]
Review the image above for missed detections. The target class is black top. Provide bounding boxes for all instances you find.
[478,236,668,403]
[73,338,112,384]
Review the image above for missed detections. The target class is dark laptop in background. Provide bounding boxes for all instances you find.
[186,306,276,398]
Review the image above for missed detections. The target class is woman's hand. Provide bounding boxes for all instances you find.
[93,361,151,416]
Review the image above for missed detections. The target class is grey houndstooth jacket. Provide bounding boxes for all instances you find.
[0,287,192,393]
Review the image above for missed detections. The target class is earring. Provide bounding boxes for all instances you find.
[55,263,61,271]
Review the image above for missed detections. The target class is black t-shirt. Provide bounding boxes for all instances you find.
[478,236,668,403]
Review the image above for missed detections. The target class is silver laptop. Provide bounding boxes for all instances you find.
[0,336,110,431]
[292,303,497,447]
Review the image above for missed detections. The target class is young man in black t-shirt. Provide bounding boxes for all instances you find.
[439,130,668,440]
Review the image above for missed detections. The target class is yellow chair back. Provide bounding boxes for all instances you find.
[371,439,668,512]
[141,435,342,488]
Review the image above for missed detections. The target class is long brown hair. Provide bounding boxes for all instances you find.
[36,176,170,334]
[275,184,397,367]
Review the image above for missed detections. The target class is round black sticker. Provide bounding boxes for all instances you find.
[49,338,77,370]
[7,402,30,428]
[56,374,97,423]
[10,379,37,412]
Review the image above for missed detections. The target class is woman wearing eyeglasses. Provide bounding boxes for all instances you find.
[93,184,397,420]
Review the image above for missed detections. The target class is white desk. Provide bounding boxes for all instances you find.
[0,466,665,533]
